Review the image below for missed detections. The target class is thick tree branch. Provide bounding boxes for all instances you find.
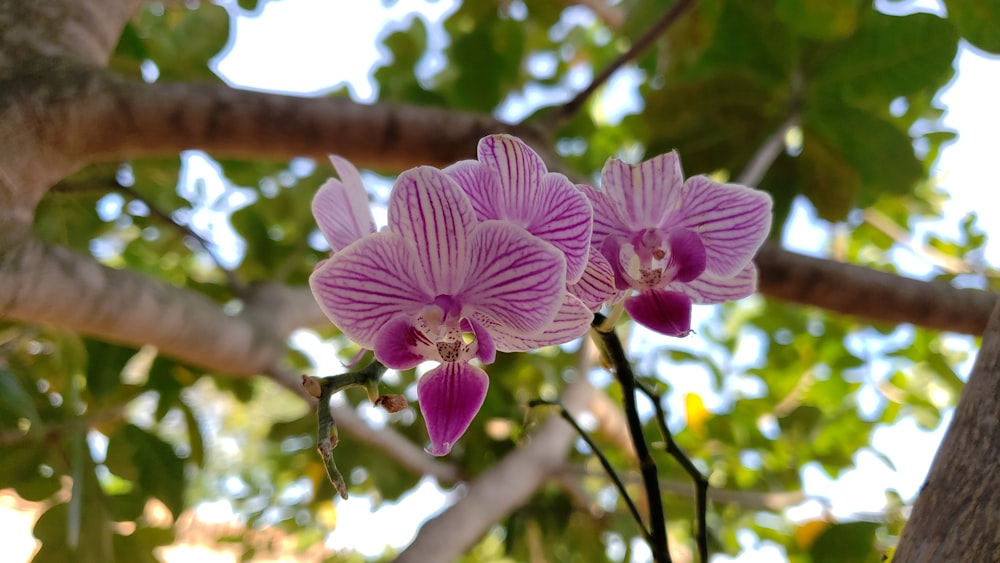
[754,242,994,335]
[894,298,1000,561]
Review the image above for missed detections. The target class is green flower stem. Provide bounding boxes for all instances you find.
[592,314,671,563]
[528,398,652,545]
[636,380,710,563]
[305,361,389,500]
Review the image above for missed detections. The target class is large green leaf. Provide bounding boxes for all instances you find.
[808,12,958,107]
[944,0,1000,53]
[775,0,861,40]
[106,424,186,518]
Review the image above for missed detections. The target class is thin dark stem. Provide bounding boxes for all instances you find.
[592,315,671,563]
[529,398,652,545]
[553,0,697,124]
[636,380,710,563]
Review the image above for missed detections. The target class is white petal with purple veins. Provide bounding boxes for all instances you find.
[488,293,594,352]
[669,262,758,304]
[674,176,772,277]
[388,166,478,295]
[309,231,430,348]
[461,221,566,335]
[601,152,683,228]
[311,155,376,252]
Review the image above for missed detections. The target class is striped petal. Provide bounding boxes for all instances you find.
[311,155,376,252]
[488,294,594,352]
[525,174,593,283]
[477,134,547,216]
[418,362,489,456]
[388,166,478,294]
[444,160,503,222]
[625,289,692,337]
[578,182,630,245]
[568,249,617,312]
[669,262,758,304]
[309,231,429,348]
[674,176,772,277]
[601,152,683,228]
[461,221,565,335]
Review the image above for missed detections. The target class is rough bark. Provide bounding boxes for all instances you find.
[893,298,1000,561]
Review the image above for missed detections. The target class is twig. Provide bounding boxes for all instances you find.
[636,380,710,563]
[591,314,671,563]
[528,398,652,545]
[301,361,405,499]
[551,0,697,125]
[109,183,246,294]
[735,113,800,187]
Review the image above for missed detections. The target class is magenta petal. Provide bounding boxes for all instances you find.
[477,134,547,214]
[601,152,683,228]
[388,166,478,294]
[466,316,497,365]
[462,220,565,335]
[309,231,430,348]
[670,262,758,304]
[374,315,437,369]
[568,249,617,312]
[444,160,503,222]
[600,235,635,291]
[311,155,376,252]
[665,228,707,283]
[625,290,693,337]
[418,362,489,456]
[488,294,594,352]
[675,176,773,277]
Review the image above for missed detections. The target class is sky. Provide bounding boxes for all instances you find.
[198,0,1000,561]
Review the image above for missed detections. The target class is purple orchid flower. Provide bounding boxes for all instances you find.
[446,134,612,349]
[310,165,567,455]
[582,151,772,336]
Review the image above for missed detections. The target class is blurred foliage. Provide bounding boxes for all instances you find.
[3,0,998,562]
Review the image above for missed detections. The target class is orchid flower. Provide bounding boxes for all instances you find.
[310,165,567,455]
[446,134,612,349]
[583,151,772,336]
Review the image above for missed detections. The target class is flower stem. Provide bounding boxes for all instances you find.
[592,315,671,563]
[528,398,652,545]
[636,380,710,563]
[304,361,389,499]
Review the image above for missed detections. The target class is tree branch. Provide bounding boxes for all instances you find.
[894,297,1000,561]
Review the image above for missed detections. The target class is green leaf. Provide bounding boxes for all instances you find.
[809,12,958,106]
[0,367,41,428]
[809,521,880,563]
[775,0,861,40]
[107,424,186,518]
[944,0,1000,54]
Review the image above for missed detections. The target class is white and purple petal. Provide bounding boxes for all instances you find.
[477,134,547,215]
[523,174,593,283]
[309,231,430,348]
[388,166,478,294]
[487,293,594,352]
[444,160,503,222]
[418,362,489,456]
[673,176,772,277]
[578,182,630,246]
[624,289,693,337]
[669,262,758,304]
[311,155,376,252]
[568,249,617,312]
[601,152,683,229]
[461,220,566,335]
